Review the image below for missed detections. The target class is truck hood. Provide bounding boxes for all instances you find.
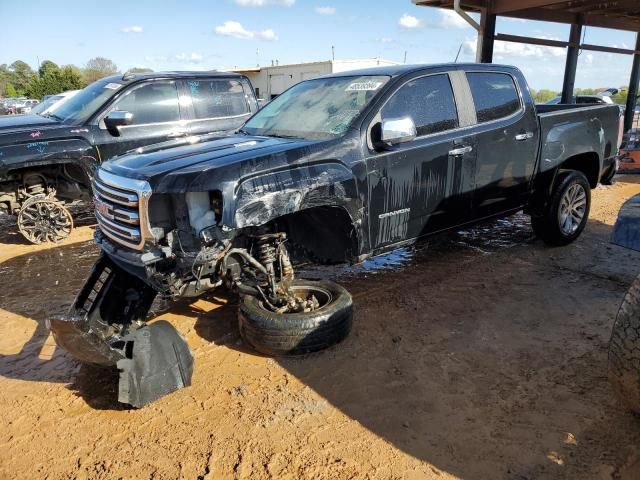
[101,134,323,191]
[0,114,59,132]
[0,114,74,146]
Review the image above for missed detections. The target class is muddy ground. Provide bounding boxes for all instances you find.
[1,176,640,480]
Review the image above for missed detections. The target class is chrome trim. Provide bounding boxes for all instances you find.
[189,111,252,123]
[94,169,153,251]
[94,196,140,225]
[96,211,141,241]
[94,181,138,207]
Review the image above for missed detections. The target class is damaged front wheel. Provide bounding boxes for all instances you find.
[238,279,353,356]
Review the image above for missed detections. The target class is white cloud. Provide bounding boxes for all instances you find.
[144,55,166,62]
[462,37,564,59]
[121,25,143,33]
[439,10,472,29]
[215,21,278,41]
[582,53,594,65]
[256,29,278,41]
[174,52,203,64]
[173,52,202,65]
[378,37,393,44]
[399,14,422,29]
[315,6,335,15]
[611,42,630,49]
[234,0,294,6]
[502,17,527,23]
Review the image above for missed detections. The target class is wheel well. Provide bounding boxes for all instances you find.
[559,152,600,188]
[269,206,358,264]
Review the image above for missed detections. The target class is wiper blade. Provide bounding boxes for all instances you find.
[265,133,299,139]
[43,112,63,121]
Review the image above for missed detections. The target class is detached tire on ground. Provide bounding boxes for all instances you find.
[608,276,640,414]
[239,279,353,356]
[531,170,591,246]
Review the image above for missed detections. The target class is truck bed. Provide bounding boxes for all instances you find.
[535,103,621,175]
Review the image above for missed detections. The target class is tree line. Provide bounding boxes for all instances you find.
[0,58,153,99]
[531,87,629,105]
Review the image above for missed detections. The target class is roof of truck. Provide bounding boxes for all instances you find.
[102,71,245,84]
[325,62,520,78]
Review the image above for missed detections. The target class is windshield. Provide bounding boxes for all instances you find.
[32,96,61,115]
[51,78,123,123]
[243,75,390,140]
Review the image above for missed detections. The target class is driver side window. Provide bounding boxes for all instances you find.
[111,82,180,125]
[382,74,458,137]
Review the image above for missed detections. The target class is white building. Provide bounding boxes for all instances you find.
[230,58,399,100]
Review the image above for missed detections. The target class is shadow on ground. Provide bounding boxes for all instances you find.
[2,207,640,477]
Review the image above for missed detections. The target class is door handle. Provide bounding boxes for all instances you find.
[515,132,534,141]
[448,145,473,156]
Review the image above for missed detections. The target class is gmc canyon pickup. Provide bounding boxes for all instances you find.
[50,63,620,407]
[0,71,258,243]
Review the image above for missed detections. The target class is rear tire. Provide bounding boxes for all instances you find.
[608,276,640,413]
[531,170,590,246]
[238,279,353,356]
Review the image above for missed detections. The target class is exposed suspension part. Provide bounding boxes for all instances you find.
[221,232,317,314]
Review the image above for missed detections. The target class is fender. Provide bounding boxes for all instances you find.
[230,160,362,229]
[0,137,99,183]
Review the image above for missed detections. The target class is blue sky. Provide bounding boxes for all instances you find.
[1,0,637,91]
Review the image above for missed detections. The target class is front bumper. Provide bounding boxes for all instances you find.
[48,254,194,407]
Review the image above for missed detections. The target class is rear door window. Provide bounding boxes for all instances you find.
[466,72,521,123]
[381,74,458,137]
[111,82,180,125]
[188,79,250,120]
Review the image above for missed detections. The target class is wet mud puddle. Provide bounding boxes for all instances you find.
[299,211,534,280]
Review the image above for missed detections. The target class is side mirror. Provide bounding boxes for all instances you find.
[104,110,133,136]
[381,117,417,146]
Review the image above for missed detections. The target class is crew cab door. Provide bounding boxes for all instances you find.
[93,80,187,162]
[182,78,256,136]
[366,73,477,250]
[466,72,539,216]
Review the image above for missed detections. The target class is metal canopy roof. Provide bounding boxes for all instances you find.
[412,1,640,32]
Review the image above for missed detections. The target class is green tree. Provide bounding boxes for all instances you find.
[9,60,35,95]
[38,60,59,77]
[5,83,17,97]
[28,67,84,99]
[0,64,11,96]
[62,64,87,87]
[126,67,154,74]
[533,89,558,103]
[83,57,118,84]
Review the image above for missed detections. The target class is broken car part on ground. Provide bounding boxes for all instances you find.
[50,63,621,407]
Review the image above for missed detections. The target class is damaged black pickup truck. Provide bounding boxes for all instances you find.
[50,63,620,407]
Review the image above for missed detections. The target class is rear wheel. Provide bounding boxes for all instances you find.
[531,170,590,246]
[608,276,640,413]
[238,279,353,356]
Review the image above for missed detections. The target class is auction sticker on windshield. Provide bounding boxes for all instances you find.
[346,81,383,91]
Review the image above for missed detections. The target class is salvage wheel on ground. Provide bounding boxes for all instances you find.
[17,194,73,244]
[608,275,640,414]
[531,170,591,246]
[238,279,353,356]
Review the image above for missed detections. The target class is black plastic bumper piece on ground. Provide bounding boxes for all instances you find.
[117,320,194,408]
[48,254,194,407]
[612,194,640,252]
